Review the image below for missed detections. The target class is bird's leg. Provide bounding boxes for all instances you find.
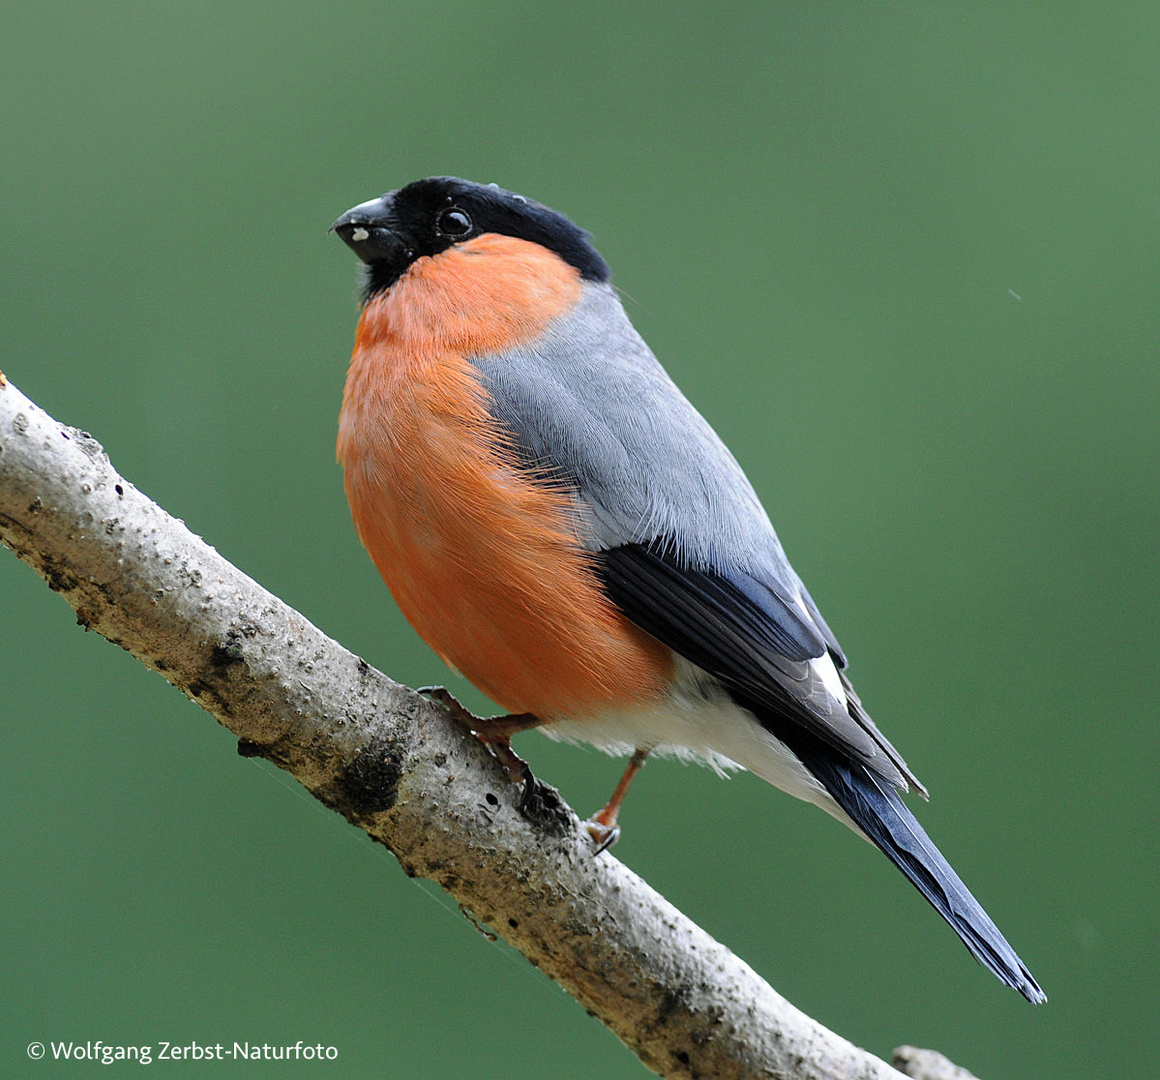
[418,687,542,806]
[586,748,650,853]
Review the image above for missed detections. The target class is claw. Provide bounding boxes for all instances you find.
[517,769,540,813]
[585,817,621,854]
[417,685,471,722]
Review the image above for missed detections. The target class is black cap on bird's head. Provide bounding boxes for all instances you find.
[331,176,610,301]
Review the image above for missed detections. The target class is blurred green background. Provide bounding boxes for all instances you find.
[2,3,1156,1077]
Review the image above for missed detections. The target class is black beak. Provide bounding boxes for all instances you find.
[331,194,407,267]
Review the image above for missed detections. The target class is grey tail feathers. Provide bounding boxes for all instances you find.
[795,742,1045,1003]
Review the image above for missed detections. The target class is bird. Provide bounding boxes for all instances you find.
[331,176,1045,1003]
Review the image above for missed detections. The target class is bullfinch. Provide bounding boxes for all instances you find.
[332,176,1044,1003]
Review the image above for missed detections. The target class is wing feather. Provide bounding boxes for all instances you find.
[597,543,919,790]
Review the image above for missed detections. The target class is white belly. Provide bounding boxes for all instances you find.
[541,655,860,832]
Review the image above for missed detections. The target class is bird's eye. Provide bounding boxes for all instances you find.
[436,208,473,237]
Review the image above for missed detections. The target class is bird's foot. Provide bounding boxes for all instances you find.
[418,688,542,806]
[584,813,621,854]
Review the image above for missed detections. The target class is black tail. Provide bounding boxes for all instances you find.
[794,741,1045,1003]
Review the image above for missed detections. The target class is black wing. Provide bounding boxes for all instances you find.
[596,543,920,792]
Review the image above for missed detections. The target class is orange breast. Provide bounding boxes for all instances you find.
[337,234,672,719]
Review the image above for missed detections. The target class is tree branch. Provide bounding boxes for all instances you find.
[2,377,962,1079]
